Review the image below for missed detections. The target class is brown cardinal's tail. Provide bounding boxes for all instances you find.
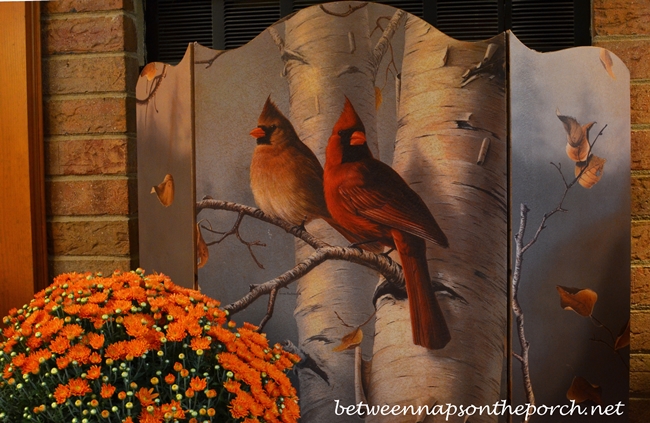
[392,230,451,350]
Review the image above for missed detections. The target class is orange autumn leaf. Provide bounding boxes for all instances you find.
[566,376,602,405]
[614,318,630,350]
[196,222,209,269]
[556,285,598,317]
[140,63,157,81]
[556,110,595,162]
[575,155,606,189]
[374,86,383,110]
[599,49,616,80]
[333,327,363,352]
[151,174,174,207]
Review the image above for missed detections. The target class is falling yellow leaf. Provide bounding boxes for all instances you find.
[614,319,630,350]
[141,63,157,81]
[196,222,209,269]
[556,286,598,317]
[333,327,363,352]
[374,86,383,110]
[151,174,174,207]
[557,110,596,162]
[599,49,616,80]
[566,376,602,405]
[575,155,606,189]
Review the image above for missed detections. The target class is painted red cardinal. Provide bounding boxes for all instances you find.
[249,97,383,252]
[324,98,451,350]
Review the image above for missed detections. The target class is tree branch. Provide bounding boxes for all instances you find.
[269,26,308,76]
[372,10,405,76]
[196,199,405,325]
[136,64,168,105]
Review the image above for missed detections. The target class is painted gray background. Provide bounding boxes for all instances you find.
[510,33,630,421]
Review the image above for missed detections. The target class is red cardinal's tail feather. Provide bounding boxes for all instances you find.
[393,230,451,350]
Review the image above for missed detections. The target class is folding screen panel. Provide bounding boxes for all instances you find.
[509,33,630,422]
[136,2,629,422]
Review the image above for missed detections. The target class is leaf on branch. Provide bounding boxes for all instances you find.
[151,174,174,207]
[140,63,157,80]
[566,376,602,405]
[556,110,595,162]
[575,155,606,189]
[556,286,598,317]
[375,86,383,110]
[196,222,209,269]
[614,318,630,350]
[600,49,616,80]
[333,327,363,352]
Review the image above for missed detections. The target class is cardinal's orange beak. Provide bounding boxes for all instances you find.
[250,127,266,139]
[350,131,366,146]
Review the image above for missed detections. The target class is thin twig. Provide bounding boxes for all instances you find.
[319,2,368,17]
[195,51,227,69]
[136,64,168,105]
[201,212,266,269]
[257,287,278,330]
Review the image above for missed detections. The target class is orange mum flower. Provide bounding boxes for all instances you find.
[190,336,211,351]
[60,324,83,340]
[68,378,91,397]
[67,344,91,364]
[100,383,116,399]
[134,387,159,407]
[189,376,207,391]
[53,384,70,404]
[124,338,149,358]
[86,365,101,380]
[164,373,175,384]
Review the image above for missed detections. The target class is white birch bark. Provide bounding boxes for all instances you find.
[270,4,404,421]
[367,16,508,423]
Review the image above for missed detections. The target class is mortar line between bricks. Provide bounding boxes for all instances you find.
[632,170,650,176]
[632,305,650,311]
[594,35,650,42]
[43,52,139,61]
[44,92,129,101]
[633,124,650,130]
[45,134,132,142]
[48,215,137,223]
[42,10,132,20]
[631,79,650,85]
[49,255,133,261]
[46,174,135,182]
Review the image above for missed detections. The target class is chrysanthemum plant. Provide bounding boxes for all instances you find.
[0,270,300,423]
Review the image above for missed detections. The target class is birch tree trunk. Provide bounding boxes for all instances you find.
[270,4,403,421]
[367,16,507,423]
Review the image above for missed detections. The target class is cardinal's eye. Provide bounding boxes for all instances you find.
[270,124,277,130]
[338,130,343,136]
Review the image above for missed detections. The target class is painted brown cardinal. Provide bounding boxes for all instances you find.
[249,97,383,252]
[323,98,451,350]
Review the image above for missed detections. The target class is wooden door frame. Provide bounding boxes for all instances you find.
[0,1,47,317]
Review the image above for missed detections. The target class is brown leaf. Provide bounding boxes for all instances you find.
[333,327,363,352]
[600,49,616,80]
[557,110,596,162]
[140,63,157,81]
[566,376,602,405]
[196,222,209,269]
[374,86,383,110]
[556,286,598,317]
[614,319,630,350]
[151,174,174,207]
[575,155,606,189]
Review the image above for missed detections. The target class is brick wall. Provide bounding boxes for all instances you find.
[41,0,139,277]
[593,0,650,421]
